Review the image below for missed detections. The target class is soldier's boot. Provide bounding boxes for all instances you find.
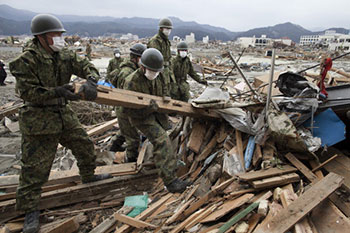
[82,173,113,184]
[23,210,40,233]
[166,178,192,193]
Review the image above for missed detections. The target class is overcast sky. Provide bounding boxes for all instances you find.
[1,0,349,31]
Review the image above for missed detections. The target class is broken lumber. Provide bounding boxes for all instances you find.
[254,172,344,233]
[44,216,79,233]
[251,173,300,189]
[74,83,220,119]
[0,103,23,120]
[237,165,297,182]
[284,153,318,183]
[114,213,157,229]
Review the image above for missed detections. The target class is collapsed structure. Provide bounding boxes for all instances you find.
[1,44,350,233]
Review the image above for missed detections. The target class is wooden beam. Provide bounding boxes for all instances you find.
[187,121,207,153]
[285,153,318,183]
[74,83,220,119]
[201,193,254,223]
[235,129,245,169]
[312,154,338,172]
[44,216,79,233]
[254,173,344,233]
[114,213,157,229]
[251,173,300,189]
[323,154,350,192]
[87,118,118,137]
[0,103,23,120]
[237,165,297,182]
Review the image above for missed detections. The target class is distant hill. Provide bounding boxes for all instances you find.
[0,4,238,41]
[0,4,348,42]
[233,22,314,43]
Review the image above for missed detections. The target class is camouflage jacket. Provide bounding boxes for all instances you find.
[171,55,202,83]
[147,30,171,64]
[106,57,123,82]
[112,59,138,89]
[9,38,99,135]
[123,68,168,128]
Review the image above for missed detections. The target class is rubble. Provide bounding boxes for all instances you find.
[1,42,350,233]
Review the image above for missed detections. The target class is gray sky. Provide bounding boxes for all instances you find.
[1,0,349,31]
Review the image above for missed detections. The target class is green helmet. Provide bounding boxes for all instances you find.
[130,43,146,57]
[31,14,66,35]
[140,48,164,72]
[114,48,121,54]
[159,18,173,29]
[177,41,188,51]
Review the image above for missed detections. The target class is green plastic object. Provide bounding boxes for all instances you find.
[123,194,149,217]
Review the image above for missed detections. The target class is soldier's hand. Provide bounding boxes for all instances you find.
[162,96,171,103]
[148,99,159,112]
[78,76,98,101]
[55,84,81,101]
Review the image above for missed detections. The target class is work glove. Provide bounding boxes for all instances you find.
[78,76,98,101]
[199,79,208,85]
[55,84,80,101]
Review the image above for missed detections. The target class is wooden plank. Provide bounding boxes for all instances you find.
[201,193,254,223]
[252,144,263,168]
[312,154,338,172]
[0,163,137,189]
[0,103,23,120]
[196,131,219,161]
[0,172,158,223]
[251,173,300,189]
[237,165,297,182]
[253,173,344,233]
[235,129,245,169]
[185,204,217,230]
[136,140,148,170]
[280,188,313,233]
[87,118,118,137]
[115,193,173,233]
[114,213,157,229]
[285,153,318,183]
[247,213,261,233]
[170,208,207,233]
[323,154,350,192]
[75,83,220,119]
[187,121,207,153]
[311,200,350,233]
[44,216,79,233]
[165,198,194,224]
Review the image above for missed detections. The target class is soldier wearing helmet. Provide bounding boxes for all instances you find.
[171,41,207,102]
[9,14,111,233]
[147,18,176,99]
[109,43,146,158]
[106,48,123,83]
[122,48,191,193]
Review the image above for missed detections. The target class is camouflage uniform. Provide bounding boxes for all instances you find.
[123,68,177,184]
[9,38,99,212]
[147,30,175,96]
[171,55,204,102]
[112,59,140,161]
[106,57,123,83]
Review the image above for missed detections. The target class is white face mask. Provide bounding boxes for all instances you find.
[145,69,160,80]
[162,29,171,36]
[179,51,187,58]
[49,36,65,52]
[115,53,121,58]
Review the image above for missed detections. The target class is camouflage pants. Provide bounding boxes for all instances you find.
[16,127,96,212]
[170,81,190,102]
[116,108,140,161]
[160,66,175,97]
[130,114,177,185]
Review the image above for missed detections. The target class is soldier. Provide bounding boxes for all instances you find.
[147,18,175,99]
[106,48,123,83]
[9,14,111,233]
[123,48,191,193]
[85,42,92,61]
[109,44,146,160]
[0,60,7,86]
[171,41,207,102]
